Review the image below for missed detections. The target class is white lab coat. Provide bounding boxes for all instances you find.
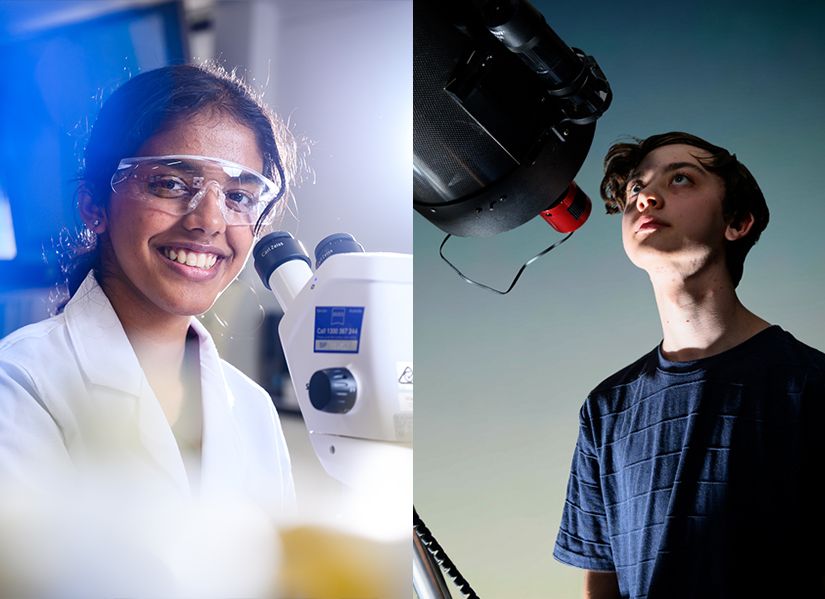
[0,272,295,514]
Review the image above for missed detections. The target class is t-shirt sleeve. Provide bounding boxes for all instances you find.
[553,402,614,571]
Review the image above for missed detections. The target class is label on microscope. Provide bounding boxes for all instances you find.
[313,306,365,353]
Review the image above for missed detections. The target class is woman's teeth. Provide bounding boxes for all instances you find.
[163,248,219,269]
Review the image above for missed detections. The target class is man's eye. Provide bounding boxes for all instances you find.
[628,181,643,195]
[672,173,691,185]
[147,175,189,197]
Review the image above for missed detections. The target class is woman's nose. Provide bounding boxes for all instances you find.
[183,181,226,233]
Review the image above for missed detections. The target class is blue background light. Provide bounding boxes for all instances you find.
[0,1,184,290]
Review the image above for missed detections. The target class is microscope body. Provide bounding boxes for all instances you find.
[256,234,412,489]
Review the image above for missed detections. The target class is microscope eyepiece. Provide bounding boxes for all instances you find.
[253,231,313,311]
[314,233,365,269]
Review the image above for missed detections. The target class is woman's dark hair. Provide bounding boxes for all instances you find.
[599,131,769,287]
[66,62,298,298]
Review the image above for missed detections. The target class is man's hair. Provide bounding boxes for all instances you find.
[599,131,769,287]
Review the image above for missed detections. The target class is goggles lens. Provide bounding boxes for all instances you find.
[110,155,283,226]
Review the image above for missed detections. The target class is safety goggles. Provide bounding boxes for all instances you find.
[110,154,284,226]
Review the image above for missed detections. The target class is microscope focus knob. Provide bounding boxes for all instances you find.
[308,368,357,413]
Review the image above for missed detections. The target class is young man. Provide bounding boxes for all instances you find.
[553,132,825,599]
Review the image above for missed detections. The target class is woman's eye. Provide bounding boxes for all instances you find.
[225,190,256,211]
[672,173,691,185]
[147,175,188,197]
[628,181,642,195]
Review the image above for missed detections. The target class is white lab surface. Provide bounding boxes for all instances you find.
[0,271,295,512]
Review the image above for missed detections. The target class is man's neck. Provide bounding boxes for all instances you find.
[649,264,770,362]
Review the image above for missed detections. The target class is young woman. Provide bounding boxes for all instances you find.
[0,64,296,513]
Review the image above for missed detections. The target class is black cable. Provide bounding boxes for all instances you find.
[414,507,480,599]
[438,231,574,295]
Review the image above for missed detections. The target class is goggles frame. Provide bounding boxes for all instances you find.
[110,154,285,227]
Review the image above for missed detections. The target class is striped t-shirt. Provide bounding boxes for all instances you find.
[554,326,825,599]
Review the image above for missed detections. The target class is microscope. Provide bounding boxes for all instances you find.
[253,232,412,493]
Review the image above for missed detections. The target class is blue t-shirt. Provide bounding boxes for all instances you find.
[554,326,825,598]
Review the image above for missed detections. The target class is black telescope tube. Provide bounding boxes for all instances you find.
[482,0,582,93]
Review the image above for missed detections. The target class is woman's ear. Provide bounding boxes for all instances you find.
[78,183,107,234]
[725,212,755,241]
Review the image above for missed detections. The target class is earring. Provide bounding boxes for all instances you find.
[93,219,101,227]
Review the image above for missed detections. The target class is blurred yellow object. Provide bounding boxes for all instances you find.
[1,492,410,598]
[277,525,408,599]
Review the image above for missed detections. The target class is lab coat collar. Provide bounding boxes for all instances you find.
[188,316,247,500]
[64,272,144,394]
[64,273,189,495]
[63,273,246,500]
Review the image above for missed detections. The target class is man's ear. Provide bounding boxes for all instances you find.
[78,183,107,234]
[725,212,754,241]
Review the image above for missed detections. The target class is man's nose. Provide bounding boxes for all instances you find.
[635,188,660,212]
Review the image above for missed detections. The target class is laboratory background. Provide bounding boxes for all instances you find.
[0,0,411,589]
[413,0,825,597]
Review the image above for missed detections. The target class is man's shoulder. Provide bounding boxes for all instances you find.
[771,327,825,372]
[590,348,657,396]
[580,349,658,420]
